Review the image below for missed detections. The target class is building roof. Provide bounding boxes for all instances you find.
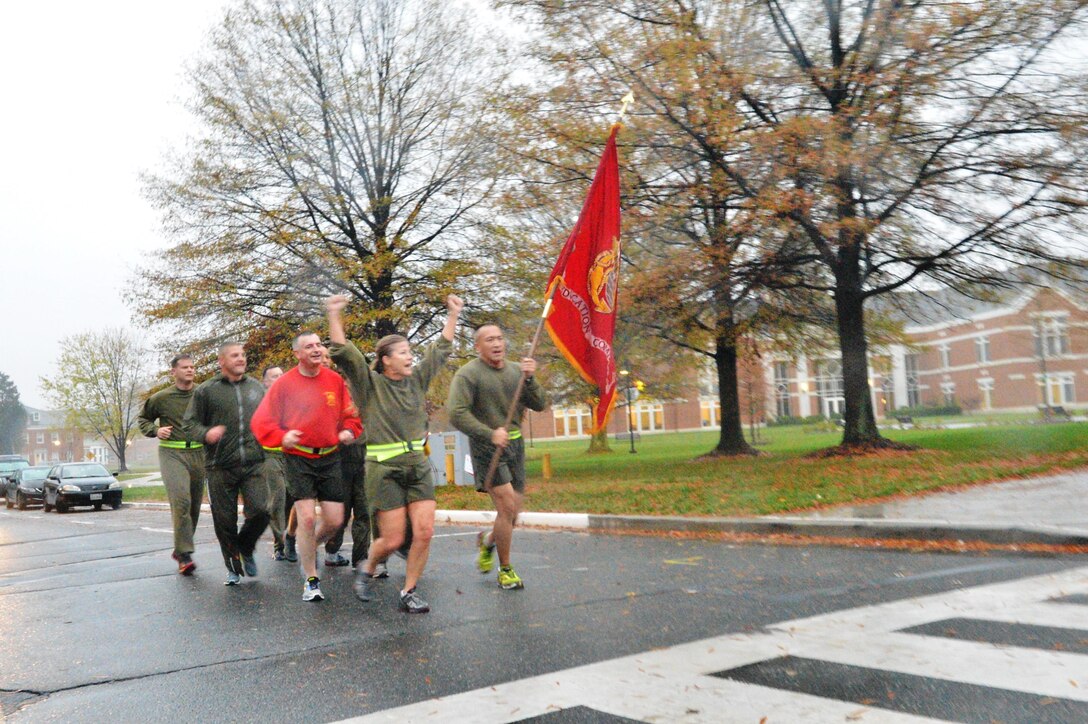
[22,406,70,429]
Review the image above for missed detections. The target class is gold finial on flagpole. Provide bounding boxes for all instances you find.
[617,91,634,121]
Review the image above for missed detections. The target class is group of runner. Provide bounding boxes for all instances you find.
[136,294,548,613]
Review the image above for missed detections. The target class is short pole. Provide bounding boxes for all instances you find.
[445,453,455,485]
[542,453,553,480]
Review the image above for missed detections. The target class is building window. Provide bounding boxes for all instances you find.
[1037,373,1075,406]
[553,407,591,438]
[773,362,791,419]
[634,402,665,432]
[977,378,994,411]
[880,378,894,415]
[36,432,45,444]
[1034,318,1071,357]
[35,450,48,464]
[32,412,40,423]
[938,344,951,369]
[904,354,921,408]
[51,431,60,443]
[700,397,721,428]
[940,380,956,405]
[975,336,990,364]
[814,359,845,417]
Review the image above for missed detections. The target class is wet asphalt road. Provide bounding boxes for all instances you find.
[1,504,1085,722]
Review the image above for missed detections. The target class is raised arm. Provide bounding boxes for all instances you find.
[326,294,350,345]
[442,294,464,342]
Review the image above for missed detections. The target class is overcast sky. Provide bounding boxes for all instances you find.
[0,1,228,407]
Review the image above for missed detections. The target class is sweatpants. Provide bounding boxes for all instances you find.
[263,452,288,550]
[207,463,270,570]
[158,446,205,556]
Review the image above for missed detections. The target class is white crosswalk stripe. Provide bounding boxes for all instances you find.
[341,566,1088,723]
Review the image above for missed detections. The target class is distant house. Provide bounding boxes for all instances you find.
[20,407,85,465]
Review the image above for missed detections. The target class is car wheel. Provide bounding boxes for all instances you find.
[56,500,69,514]
[111,500,122,510]
[5,492,12,509]
[43,494,53,513]
[17,492,28,511]
[93,503,103,511]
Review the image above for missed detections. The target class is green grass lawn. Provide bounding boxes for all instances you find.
[435,422,1088,517]
[119,422,1088,518]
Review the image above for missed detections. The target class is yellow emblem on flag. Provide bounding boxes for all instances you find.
[588,243,619,314]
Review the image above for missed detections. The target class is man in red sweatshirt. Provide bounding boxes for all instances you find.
[251,331,363,602]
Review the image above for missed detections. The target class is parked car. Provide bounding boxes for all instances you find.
[0,454,30,486]
[5,465,51,510]
[42,463,123,513]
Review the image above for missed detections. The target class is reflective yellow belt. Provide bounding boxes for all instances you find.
[367,438,427,462]
[262,446,282,453]
[160,440,202,449]
[293,445,338,456]
[508,430,522,441]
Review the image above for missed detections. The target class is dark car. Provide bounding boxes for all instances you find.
[5,465,51,510]
[42,463,123,513]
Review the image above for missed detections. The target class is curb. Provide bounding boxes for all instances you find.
[125,502,1088,546]
[588,514,1088,547]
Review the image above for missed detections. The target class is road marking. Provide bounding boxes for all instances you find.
[141,527,174,534]
[341,565,1088,723]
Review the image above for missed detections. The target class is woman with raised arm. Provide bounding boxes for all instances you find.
[326,293,463,614]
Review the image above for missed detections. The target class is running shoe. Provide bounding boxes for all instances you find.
[353,567,375,601]
[324,552,350,567]
[303,576,324,602]
[241,552,258,577]
[225,571,241,586]
[372,561,389,579]
[399,588,430,614]
[273,548,286,561]
[172,552,196,576]
[476,531,496,574]
[228,553,245,576]
[497,565,524,590]
[284,534,298,562]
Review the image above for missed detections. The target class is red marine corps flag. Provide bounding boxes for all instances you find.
[544,123,622,433]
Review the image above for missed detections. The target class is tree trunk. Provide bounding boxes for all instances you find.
[708,334,757,456]
[834,273,884,446]
[586,427,612,454]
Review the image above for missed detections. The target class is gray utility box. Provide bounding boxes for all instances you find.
[427,431,475,487]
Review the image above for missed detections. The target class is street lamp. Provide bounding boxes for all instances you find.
[619,364,636,454]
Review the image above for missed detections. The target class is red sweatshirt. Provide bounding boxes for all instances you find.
[251,366,363,458]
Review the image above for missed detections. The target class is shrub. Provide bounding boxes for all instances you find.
[891,404,962,418]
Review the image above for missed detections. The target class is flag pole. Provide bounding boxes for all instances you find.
[479,93,631,491]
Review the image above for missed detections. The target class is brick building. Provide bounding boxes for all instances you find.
[469,284,1085,443]
[19,406,85,465]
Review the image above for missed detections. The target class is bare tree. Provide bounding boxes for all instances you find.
[136,0,508,347]
[40,329,148,472]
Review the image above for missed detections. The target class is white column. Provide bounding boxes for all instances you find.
[890,344,908,411]
[796,357,812,417]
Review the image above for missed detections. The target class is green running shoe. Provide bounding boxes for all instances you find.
[497,565,524,590]
[476,531,496,574]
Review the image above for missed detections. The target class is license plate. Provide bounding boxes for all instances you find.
[90,493,102,500]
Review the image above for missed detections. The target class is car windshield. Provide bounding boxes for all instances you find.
[0,460,29,473]
[22,468,50,482]
[61,464,111,479]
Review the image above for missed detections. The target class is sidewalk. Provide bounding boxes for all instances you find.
[125,470,1088,547]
